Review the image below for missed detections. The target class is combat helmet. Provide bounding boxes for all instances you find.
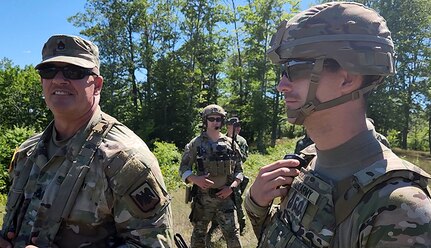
[201,104,227,128]
[267,1,395,124]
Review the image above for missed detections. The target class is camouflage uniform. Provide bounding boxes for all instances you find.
[230,134,248,235]
[179,132,243,248]
[235,134,249,162]
[2,107,174,247]
[246,130,431,247]
[246,2,431,247]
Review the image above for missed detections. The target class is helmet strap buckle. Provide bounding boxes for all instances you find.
[300,102,316,116]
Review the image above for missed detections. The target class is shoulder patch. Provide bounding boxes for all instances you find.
[130,182,161,212]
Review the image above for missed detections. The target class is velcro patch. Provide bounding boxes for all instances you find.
[130,182,161,212]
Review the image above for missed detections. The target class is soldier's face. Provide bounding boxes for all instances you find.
[228,124,241,134]
[206,114,223,131]
[40,62,103,119]
[277,62,348,123]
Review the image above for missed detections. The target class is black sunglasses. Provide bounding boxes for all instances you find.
[281,60,315,82]
[207,117,223,122]
[38,65,98,80]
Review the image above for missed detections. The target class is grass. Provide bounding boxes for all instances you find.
[392,148,431,172]
[392,148,431,187]
[171,187,258,248]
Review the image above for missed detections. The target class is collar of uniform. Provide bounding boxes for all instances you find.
[65,106,104,159]
[314,130,383,181]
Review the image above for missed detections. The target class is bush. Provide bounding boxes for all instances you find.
[152,141,183,191]
[0,126,35,194]
[243,138,296,180]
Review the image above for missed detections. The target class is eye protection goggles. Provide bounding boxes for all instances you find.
[37,65,98,80]
[281,59,315,82]
[207,117,223,122]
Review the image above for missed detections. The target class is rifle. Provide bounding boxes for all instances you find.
[174,233,189,248]
[231,122,238,158]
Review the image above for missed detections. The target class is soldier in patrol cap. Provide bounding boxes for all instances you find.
[245,2,431,247]
[179,104,243,247]
[0,34,173,247]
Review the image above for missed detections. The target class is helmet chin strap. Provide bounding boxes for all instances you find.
[287,58,382,125]
[287,58,324,125]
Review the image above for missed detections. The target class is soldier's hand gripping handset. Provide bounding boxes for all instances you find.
[249,158,301,207]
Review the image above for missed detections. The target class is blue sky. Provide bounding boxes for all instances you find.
[1,0,313,68]
[0,0,87,67]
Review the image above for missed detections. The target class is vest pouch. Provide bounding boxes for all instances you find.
[203,160,218,176]
[258,213,309,248]
[279,170,335,248]
[226,160,234,175]
[217,160,230,176]
[203,160,233,177]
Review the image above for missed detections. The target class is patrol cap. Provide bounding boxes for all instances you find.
[35,34,100,69]
[227,117,241,125]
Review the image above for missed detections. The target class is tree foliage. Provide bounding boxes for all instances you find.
[1,0,430,156]
[352,0,431,151]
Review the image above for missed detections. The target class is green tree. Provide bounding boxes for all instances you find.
[359,0,431,150]
[225,0,299,152]
[0,59,50,131]
[69,0,180,140]
[0,126,35,194]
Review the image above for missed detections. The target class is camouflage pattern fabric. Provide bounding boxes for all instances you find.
[179,132,243,188]
[207,133,249,239]
[2,107,174,247]
[245,132,431,247]
[179,132,243,248]
[191,193,241,248]
[235,134,249,163]
[231,134,248,235]
[267,2,395,76]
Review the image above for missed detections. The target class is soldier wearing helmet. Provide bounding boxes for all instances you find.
[245,2,431,247]
[179,104,243,248]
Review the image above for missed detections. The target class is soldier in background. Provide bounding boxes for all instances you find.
[179,104,243,248]
[0,34,173,247]
[226,117,249,162]
[207,116,249,241]
[245,2,431,247]
[225,117,249,235]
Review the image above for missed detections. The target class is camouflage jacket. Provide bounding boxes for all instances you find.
[179,132,243,189]
[245,133,431,247]
[234,134,249,162]
[2,107,174,247]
